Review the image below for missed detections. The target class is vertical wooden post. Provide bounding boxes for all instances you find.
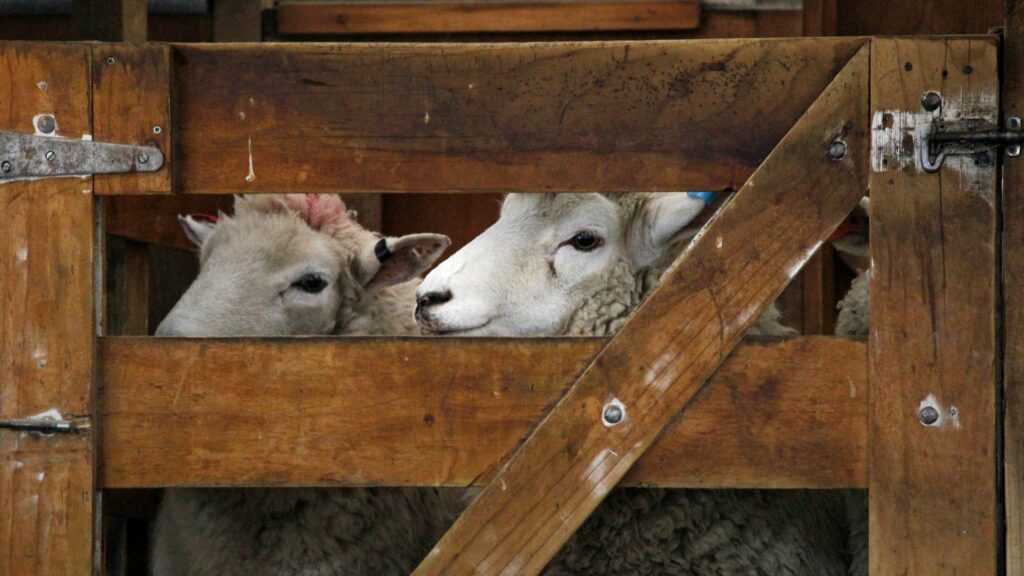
[1003,2,1024,573]
[0,45,96,576]
[73,0,147,42]
[869,37,999,574]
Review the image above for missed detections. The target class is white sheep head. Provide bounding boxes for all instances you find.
[415,192,710,336]
[156,194,450,337]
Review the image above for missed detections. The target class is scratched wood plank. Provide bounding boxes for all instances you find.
[92,44,172,194]
[0,43,95,576]
[413,44,868,575]
[1005,5,1024,574]
[868,37,998,575]
[161,38,864,195]
[276,1,701,35]
[99,336,866,489]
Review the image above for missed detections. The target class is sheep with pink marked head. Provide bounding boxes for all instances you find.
[152,194,458,576]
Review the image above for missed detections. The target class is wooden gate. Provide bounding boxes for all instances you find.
[0,35,1002,575]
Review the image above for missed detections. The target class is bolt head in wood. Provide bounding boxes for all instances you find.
[921,91,941,112]
[827,140,847,161]
[137,153,149,165]
[919,405,939,426]
[1,161,11,173]
[602,403,624,426]
[105,56,117,66]
[36,115,55,134]
[45,151,55,162]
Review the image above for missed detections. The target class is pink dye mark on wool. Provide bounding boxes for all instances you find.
[276,194,350,231]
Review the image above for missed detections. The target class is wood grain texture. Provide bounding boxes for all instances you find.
[171,38,863,194]
[868,37,998,576]
[99,336,866,489]
[276,1,700,35]
[92,44,171,194]
[415,45,868,575]
[1006,4,1024,573]
[0,43,95,576]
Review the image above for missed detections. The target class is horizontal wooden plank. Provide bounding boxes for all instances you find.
[276,1,701,35]
[99,336,866,489]
[161,38,865,194]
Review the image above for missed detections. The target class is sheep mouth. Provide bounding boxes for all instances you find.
[420,320,491,336]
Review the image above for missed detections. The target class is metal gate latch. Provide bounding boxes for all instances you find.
[921,117,1023,173]
[0,130,164,181]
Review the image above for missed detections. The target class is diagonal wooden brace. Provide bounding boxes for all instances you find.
[414,43,870,575]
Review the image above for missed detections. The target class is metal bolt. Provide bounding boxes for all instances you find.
[962,64,973,75]
[1009,116,1022,130]
[602,402,624,426]
[137,153,149,165]
[827,140,847,161]
[919,405,940,426]
[45,151,55,162]
[1,161,11,173]
[36,115,55,134]
[921,91,941,112]
[105,56,116,66]
[152,125,162,135]
[1009,144,1022,158]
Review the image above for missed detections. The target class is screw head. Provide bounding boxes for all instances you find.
[1009,117,1022,131]
[152,125,162,135]
[1,160,11,173]
[919,405,940,426]
[137,153,149,165]
[35,115,55,134]
[921,91,941,112]
[105,56,116,66]
[602,403,624,426]
[827,140,847,161]
[45,151,55,162]
[1009,144,1022,158]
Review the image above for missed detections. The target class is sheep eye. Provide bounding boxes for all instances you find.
[570,231,603,252]
[292,274,328,294]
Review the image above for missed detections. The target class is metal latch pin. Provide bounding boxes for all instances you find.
[0,417,88,435]
[921,116,1023,173]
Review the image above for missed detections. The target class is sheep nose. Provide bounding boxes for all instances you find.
[416,289,452,311]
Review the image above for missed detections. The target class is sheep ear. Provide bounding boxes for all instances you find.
[178,215,217,249]
[360,233,451,292]
[629,192,711,268]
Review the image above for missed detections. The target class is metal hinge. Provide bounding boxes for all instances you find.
[920,116,1023,173]
[0,415,90,436]
[0,130,164,181]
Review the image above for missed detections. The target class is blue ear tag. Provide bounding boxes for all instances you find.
[687,191,716,204]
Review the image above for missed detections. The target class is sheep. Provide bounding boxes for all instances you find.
[151,193,460,576]
[832,197,871,338]
[416,192,866,576]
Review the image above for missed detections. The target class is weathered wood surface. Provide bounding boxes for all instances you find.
[1005,5,1024,573]
[99,336,866,489]
[0,44,95,576]
[415,45,868,575]
[92,44,172,195]
[276,1,700,35]
[868,37,998,575]
[161,38,864,195]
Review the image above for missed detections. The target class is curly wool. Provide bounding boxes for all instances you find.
[835,267,871,338]
[153,488,461,576]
